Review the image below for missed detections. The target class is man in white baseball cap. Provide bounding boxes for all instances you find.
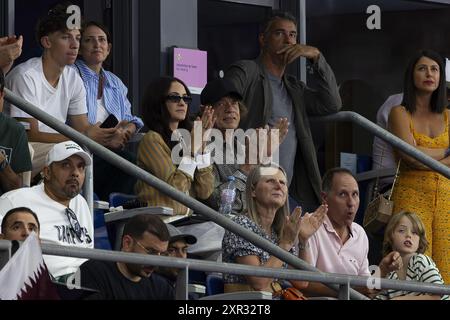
[45,141,92,167]
[0,141,94,283]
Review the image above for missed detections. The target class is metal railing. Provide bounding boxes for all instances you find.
[4,88,367,300]
[0,240,450,300]
[38,243,450,300]
[311,111,450,179]
[5,89,449,300]
[1,240,449,300]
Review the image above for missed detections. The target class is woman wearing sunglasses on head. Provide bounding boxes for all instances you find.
[135,76,215,215]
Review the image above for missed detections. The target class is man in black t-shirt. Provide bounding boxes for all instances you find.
[79,214,174,300]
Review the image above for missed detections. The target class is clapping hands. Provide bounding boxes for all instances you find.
[279,204,327,249]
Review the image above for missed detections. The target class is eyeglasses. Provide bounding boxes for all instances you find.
[166,95,192,104]
[65,208,82,239]
[132,237,163,256]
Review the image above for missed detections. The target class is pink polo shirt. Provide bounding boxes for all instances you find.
[307,215,370,276]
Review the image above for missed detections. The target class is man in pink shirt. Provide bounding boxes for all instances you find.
[298,167,370,297]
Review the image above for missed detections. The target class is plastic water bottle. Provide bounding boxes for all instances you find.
[219,176,236,216]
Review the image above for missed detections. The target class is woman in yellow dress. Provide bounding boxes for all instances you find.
[388,50,450,283]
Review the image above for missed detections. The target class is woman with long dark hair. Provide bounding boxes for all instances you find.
[388,49,450,283]
[135,76,215,215]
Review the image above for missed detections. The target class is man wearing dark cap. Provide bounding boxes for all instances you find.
[156,224,197,287]
[200,78,288,215]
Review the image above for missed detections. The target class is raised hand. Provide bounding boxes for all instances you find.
[191,106,215,155]
[265,117,289,158]
[276,44,320,66]
[0,35,23,73]
[279,206,303,249]
[379,251,403,277]
[297,204,327,243]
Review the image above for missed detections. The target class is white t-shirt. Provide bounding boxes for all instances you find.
[5,57,87,134]
[96,98,109,123]
[0,184,94,278]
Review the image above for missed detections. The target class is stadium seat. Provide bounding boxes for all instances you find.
[93,192,112,250]
[108,192,138,208]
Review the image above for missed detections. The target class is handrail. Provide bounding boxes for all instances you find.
[32,242,450,297]
[311,111,450,179]
[4,88,366,300]
[3,239,449,298]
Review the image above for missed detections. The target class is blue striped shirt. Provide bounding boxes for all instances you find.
[73,59,144,131]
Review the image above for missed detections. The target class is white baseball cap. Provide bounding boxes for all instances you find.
[45,141,92,166]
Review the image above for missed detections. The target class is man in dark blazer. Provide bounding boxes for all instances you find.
[225,11,341,212]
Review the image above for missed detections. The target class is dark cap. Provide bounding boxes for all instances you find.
[166,224,197,245]
[200,78,243,105]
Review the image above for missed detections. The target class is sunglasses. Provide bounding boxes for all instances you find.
[166,95,192,104]
[65,207,82,239]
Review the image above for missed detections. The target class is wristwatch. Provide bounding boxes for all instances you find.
[0,158,8,172]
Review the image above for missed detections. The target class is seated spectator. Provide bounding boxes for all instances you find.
[0,35,23,74]
[0,69,32,195]
[222,163,327,294]
[79,214,174,300]
[75,21,144,200]
[156,224,197,288]
[135,76,215,215]
[200,78,288,215]
[299,167,370,297]
[375,211,448,300]
[0,207,39,241]
[0,140,94,282]
[0,207,62,300]
[4,3,121,180]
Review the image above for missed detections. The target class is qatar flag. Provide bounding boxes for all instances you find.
[0,232,60,300]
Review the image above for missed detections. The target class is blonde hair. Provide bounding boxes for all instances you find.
[382,211,428,256]
[245,164,290,237]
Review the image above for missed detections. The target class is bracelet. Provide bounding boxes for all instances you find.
[298,242,310,251]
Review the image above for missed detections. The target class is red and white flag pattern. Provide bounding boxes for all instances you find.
[0,232,59,300]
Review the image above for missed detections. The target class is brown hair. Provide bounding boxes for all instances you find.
[382,211,428,256]
[36,2,79,47]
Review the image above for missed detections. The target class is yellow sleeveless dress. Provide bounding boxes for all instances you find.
[391,111,450,284]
